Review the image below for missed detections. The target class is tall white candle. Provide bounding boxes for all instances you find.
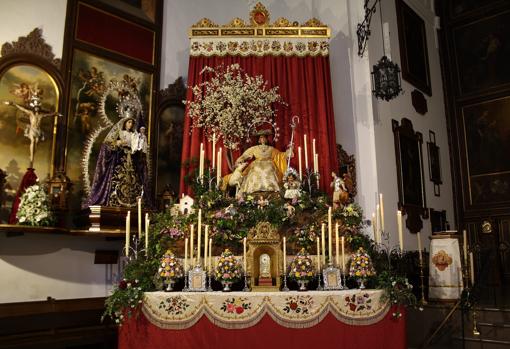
[376,203,381,237]
[137,197,142,239]
[298,146,302,180]
[145,213,149,255]
[469,252,475,286]
[312,138,317,171]
[283,237,287,272]
[199,142,204,180]
[316,237,321,271]
[184,238,188,272]
[379,193,385,232]
[243,237,247,272]
[321,223,326,265]
[341,236,345,271]
[397,210,403,251]
[315,153,320,188]
[304,134,309,169]
[209,238,213,272]
[204,225,209,271]
[335,223,340,266]
[125,211,130,255]
[217,148,222,187]
[212,132,216,169]
[417,231,423,264]
[383,22,392,60]
[197,210,202,266]
[190,224,194,266]
[372,212,378,244]
[328,207,333,264]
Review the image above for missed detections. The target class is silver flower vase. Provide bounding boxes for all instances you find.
[298,279,308,291]
[222,281,233,292]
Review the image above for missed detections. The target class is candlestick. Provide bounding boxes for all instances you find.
[283,237,287,272]
[145,213,150,255]
[379,193,385,232]
[184,237,188,273]
[469,252,475,286]
[328,207,332,264]
[199,142,204,180]
[372,212,378,244]
[304,134,309,169]
[212,132,216,169]
[417,231,423,264]
[190,224,194,266]
[204,225,209,271]
[197,210,202,266]
[341,236,345,271]
[243,237,247,272]
[315,153,319,188]
[298,146,302,180]
[217,148,222,187]
[321,223,326,265]
[376,203,381,236]
[316,237,321,271]
[397,210,403,251]
[125,211,130,255]
[335,223,340,266]
[137,197,142,239]
[463,230,468,266]
[312,138,317,171]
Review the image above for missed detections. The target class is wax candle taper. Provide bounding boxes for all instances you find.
[321,223,326,265]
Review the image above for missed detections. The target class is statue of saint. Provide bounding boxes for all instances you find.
[259,253,271,278]
[331,171,348,209]
[224,129,292,196]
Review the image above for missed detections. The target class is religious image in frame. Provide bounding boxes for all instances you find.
[66,49,152,210]
[453,10,510,95]
[0,64,59,222]
[462,96,510,205]
[395,0,432,96]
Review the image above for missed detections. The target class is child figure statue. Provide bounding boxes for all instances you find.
[331,171,348,209]
[283,168,301,202]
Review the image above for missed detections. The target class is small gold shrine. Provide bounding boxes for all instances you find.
[246,221,283,291]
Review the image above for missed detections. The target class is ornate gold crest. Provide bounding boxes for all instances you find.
[250,2,270,26]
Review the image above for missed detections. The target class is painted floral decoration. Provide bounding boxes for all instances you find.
[158,295,190,316]
[215,249,242,283]
[221,297,251,314]
[349,247,375,279]
[431,250,453,271]
[288,248,315,281]
[344,293,372,312]
[16,183,54,226]
[282,295,314,314]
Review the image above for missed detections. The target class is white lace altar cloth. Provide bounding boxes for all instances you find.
[142,290,389,330]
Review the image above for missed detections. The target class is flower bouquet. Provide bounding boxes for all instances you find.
[16,183,54,226]
[215,249,242,291]
[158,249,184,291]
[349,247,375,289]
[288,225,317,250]
[288,248,315,291]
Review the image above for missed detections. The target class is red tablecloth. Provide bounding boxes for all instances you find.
[119,307,406,349]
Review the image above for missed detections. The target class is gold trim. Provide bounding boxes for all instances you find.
[189,3,330,39]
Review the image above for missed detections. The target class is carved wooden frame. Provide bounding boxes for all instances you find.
[392,118,428,234]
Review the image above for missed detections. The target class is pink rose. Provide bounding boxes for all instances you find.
[226,303,235,313]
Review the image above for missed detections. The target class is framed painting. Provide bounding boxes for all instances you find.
[453,10,510,95]
[65,49,153,210]
[393,118,428,234]
[0,64,60,222]
[462,96,510,205]
[395,0,432,96]
[427,131,442,196]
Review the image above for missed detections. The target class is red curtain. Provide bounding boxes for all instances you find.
[119,309,406,349]
[180,55,338,195]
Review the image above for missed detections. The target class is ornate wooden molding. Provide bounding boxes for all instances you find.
[158,77,186,105]
[1,28,61,68]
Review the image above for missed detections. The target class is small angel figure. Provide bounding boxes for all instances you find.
[284,202,295,218]
[331,171,348,209]
[283,168,301,201]
[257,195,269,209]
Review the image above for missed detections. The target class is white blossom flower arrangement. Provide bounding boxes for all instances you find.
[16,184,54,226]
[185,63,286,150]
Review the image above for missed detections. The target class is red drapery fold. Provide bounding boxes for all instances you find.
[119,309,407,349]
[180,55,338,196]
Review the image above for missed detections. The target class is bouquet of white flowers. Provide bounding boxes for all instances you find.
[16,184,54,226]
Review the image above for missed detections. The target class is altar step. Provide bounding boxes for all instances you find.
[407,304,510,348]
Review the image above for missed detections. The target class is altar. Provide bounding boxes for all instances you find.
[118,290,406,349]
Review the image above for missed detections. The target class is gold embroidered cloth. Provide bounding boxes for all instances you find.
[142,290,389,330]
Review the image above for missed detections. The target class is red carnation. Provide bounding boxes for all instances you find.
[289,302,298,310]
[235,306,244,314]
[119,280,127,290]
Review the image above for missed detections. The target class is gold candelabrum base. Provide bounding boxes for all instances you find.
[419,261,427,305]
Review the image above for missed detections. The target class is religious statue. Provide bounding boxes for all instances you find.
[3,90,59,168]
[86,107,149,208]
[259,253,271,278]
[331,171,348,209]
[224,129,292,197]
[283,168,301,201]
